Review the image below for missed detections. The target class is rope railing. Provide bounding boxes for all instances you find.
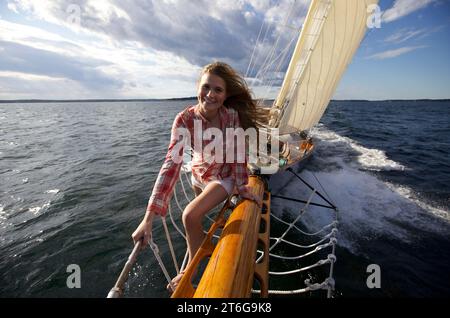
[253,277,335,295]
[251,165,338,297]
[267,239,335,260]
[167,202,186,240]
[273,228,337,249]
[271,213,338,235]
[179,169,193,202]
[269,254,336,275]
[162,217,180,274]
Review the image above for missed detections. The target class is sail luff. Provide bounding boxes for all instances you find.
[302,11,328,132]
[273,0,320,110]
[307,1,338,129]
[274,0,379,134]
[277,0,333,133]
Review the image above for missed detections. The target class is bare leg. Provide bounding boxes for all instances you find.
[168,182,228,292]
[183,182,228,264]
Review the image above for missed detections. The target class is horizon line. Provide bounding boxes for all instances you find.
[1,97,449,104]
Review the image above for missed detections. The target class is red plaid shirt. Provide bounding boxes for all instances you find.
[147,105,249,216]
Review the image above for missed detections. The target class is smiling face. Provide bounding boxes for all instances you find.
[197,72,227,119]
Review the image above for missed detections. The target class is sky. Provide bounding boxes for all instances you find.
[0,0,449,100]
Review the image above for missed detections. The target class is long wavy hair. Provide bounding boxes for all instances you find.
[200,62,267,130]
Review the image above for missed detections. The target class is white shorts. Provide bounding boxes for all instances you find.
[191,175,235,195]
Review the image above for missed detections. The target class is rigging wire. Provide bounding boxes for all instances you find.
[247,0,310,104]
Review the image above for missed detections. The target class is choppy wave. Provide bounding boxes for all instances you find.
[313,125,405,171]
[45,189,60,194]
[0,204,6,221]
[385,183,450,222]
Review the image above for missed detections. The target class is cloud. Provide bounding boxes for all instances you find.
[384,25,446,44]
[0,17,203,99]
[2,0,313,99]
[0,40,123,89]
[0,71,93,99]
[366,45,427,60]
[384,27,428,43]
[382,0,436,23]
[5,0,309,71]
[5,0,252,67]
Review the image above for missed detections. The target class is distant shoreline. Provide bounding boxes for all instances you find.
[0,97,198,104]
[0,98,449,104]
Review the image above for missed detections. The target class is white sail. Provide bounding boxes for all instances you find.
[272,0,378,134]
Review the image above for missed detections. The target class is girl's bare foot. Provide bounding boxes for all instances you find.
[167,270,185,293]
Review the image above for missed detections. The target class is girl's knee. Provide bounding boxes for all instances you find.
[182,204,201,227]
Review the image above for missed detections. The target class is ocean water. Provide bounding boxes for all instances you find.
[0,100,449,298]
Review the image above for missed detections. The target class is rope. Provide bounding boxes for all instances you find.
[262,189,316,259]
[271,213,337,236]
[148,238,176,290]
[246,0,313,105]
[252,162,338,297]
[246,13,266,78]
[162,217,180,274]
[148,165,226,287]
[180,169,193,202]
[268,239,335,260]
[309,170,336,209]
[180,250,189,273]
[269,254,336,275]
[252,277,335,295]
[167,202,186,239]
[272,228,337,249]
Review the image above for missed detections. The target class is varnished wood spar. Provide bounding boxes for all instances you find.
[171,199,230,298]
[194,176,266,297]
[172,176,267,298]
